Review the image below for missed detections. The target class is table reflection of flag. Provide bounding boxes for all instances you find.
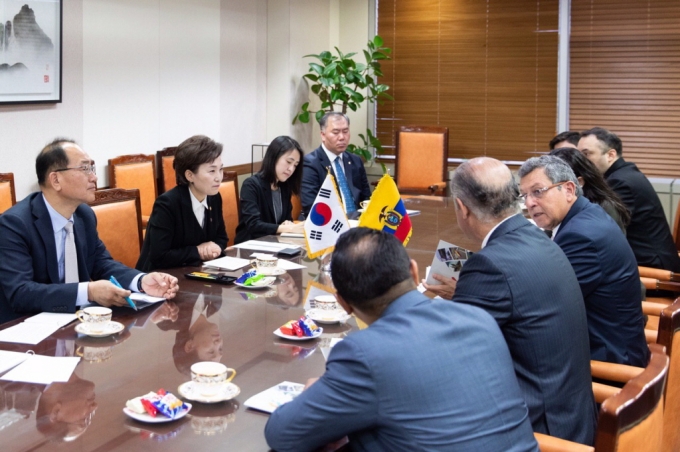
[304,173,350,258]
[358,175,412,246]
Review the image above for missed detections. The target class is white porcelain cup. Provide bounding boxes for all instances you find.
[360,200,370,210]
[314,295,339,311]
[251,255,279,275]
[191,362,236,397]
[75,306,112,333]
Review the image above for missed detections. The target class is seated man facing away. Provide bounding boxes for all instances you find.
[423,157,596,445]
[265,228,539,452]
[518,155,649,367]
[549,130,580,150]
[578,127,680,272]
[0,138,179,324]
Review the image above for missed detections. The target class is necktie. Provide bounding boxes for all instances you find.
[63,221,79,283]
[334,157,357,214]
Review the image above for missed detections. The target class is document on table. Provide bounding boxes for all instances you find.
[0,322,62,345]
[233,240,301,253]
[280,232,305,238]
[0,350,31,374]
[244,381,304,413]
[202,256,251,271]
[24,312,77,327]
[250,253,306,270]
[0,355,80,384]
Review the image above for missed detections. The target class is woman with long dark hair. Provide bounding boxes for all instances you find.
[234,136,304,244]
[550,146,630,232]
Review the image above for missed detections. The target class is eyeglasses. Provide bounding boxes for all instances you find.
[54,164,96,175]
[518,182,566,201]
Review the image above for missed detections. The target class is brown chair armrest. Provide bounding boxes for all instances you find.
[533,432,594,452]
[640,277,680,292]
[645,328,658,344]
[590,360,644,383]
[592,382,621,404]
[638,266,680,282]
[642,301,668,317]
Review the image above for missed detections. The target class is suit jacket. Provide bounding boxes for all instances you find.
[554,196,649,367]
[0,193,139,324]
[300,146,371,217]
[234,174,292,244]
[136,185,228,272]
[266,290,539,452]
[605,158,680,272]
[453,214,597,445]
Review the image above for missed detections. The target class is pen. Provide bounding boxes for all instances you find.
[109,275,137,311]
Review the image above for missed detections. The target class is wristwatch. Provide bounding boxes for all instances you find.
[137,275,145,293]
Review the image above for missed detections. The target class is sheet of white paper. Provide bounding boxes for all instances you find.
[243,381,304,414]
[416,266,430,293]
[0,350,30,374]
[202,256,251,271]
[233,240,300,252]
[130,293,166,304]
[0,355,80,384]
[279,232,305,238]
[249,254,306,270]
[24,313,77,327]
[0,322,61,345]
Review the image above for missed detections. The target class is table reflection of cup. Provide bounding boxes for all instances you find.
[189,400,238,436]
[76,345,113,363]
[75,307,112,333]
[190,362,236,397]
[251,255,279,275]
[314,295,338,311]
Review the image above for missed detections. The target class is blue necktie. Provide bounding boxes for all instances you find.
[334,157,357,214]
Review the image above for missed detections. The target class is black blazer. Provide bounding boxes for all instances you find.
[234,174,292,244]
[605,158,680,272]
[300,146,371,218]
[136,185,228,271]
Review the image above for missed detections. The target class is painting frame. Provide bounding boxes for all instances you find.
[0,0,62,105]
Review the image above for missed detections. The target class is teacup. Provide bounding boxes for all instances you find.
[191,362,237,397]
[314,295,339,311]
[360,200,370,210]
[75,306,112,333]
[251,255,279,275]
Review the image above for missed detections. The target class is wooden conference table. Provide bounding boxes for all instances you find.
[0,196,472,452]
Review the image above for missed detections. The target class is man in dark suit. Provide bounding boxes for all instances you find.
[0,138,179,324]
[519,155,649,368]
[579,127,680,272]
[300,112,371,218]
[423,157,596,445]
[266,228,538,452]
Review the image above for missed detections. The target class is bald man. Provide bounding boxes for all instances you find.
[424,158,596,445]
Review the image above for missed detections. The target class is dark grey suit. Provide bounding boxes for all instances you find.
[453,214,597,445]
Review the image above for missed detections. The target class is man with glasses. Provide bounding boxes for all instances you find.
[518,155,648,367]
[423,157,596,445]
[0,138,179,324]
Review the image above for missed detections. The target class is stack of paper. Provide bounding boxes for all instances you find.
[202,256,251,271]
[0,313,77,345]
[233,240,300,253]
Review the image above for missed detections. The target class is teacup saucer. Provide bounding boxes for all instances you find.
[305,309,351,324]
[257,267,286,276]
[178,381,240,404]
[75,321,124,337]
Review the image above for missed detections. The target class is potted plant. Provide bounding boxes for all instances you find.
[293,36,392,164]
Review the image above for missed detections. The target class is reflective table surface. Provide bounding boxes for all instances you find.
[0,196,468,451]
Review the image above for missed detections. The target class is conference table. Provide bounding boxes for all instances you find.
[0,196,472,451]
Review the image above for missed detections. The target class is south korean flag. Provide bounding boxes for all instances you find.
[304,173,351,259]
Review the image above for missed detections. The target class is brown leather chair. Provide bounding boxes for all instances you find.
[535,343,668,452]
[108,154,157,228]
[156,147,177,195]
[393,126,448,196]
[219,170,239,247]
[0,173,16,214]
[291,193,302,222]
[89,188,143,268]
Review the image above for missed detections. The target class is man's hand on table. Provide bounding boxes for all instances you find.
[141,272,179,299]
[421,273,457,300]
[87,280,132,307]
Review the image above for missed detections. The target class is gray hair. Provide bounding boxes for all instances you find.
[518,155,583,197]
[450,161,520,223]
[319,111,350,131]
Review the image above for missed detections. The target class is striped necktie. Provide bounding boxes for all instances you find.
[334,157,357,214]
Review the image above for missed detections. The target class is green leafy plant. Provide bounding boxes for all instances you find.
[293,36,393,164]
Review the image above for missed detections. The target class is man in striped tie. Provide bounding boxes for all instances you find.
[300,112,371,219]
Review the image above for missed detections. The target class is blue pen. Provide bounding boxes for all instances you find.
[109,275,137,310]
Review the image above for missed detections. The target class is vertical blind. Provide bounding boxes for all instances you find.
[376,0,559,161]
[570,0,680,177]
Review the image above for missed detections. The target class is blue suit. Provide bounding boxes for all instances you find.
[0,193,139,324]
[300,146,371,218]
[265,290,539,452]
[553,196,649,367]
[453,214,597,445]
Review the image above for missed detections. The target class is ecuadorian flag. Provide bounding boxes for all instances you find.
[358,174,412,246]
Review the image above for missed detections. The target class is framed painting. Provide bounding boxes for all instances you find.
[0,0,62,104]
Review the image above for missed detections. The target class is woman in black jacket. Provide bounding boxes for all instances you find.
[235,136,304,244]
[136,135,228,271]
